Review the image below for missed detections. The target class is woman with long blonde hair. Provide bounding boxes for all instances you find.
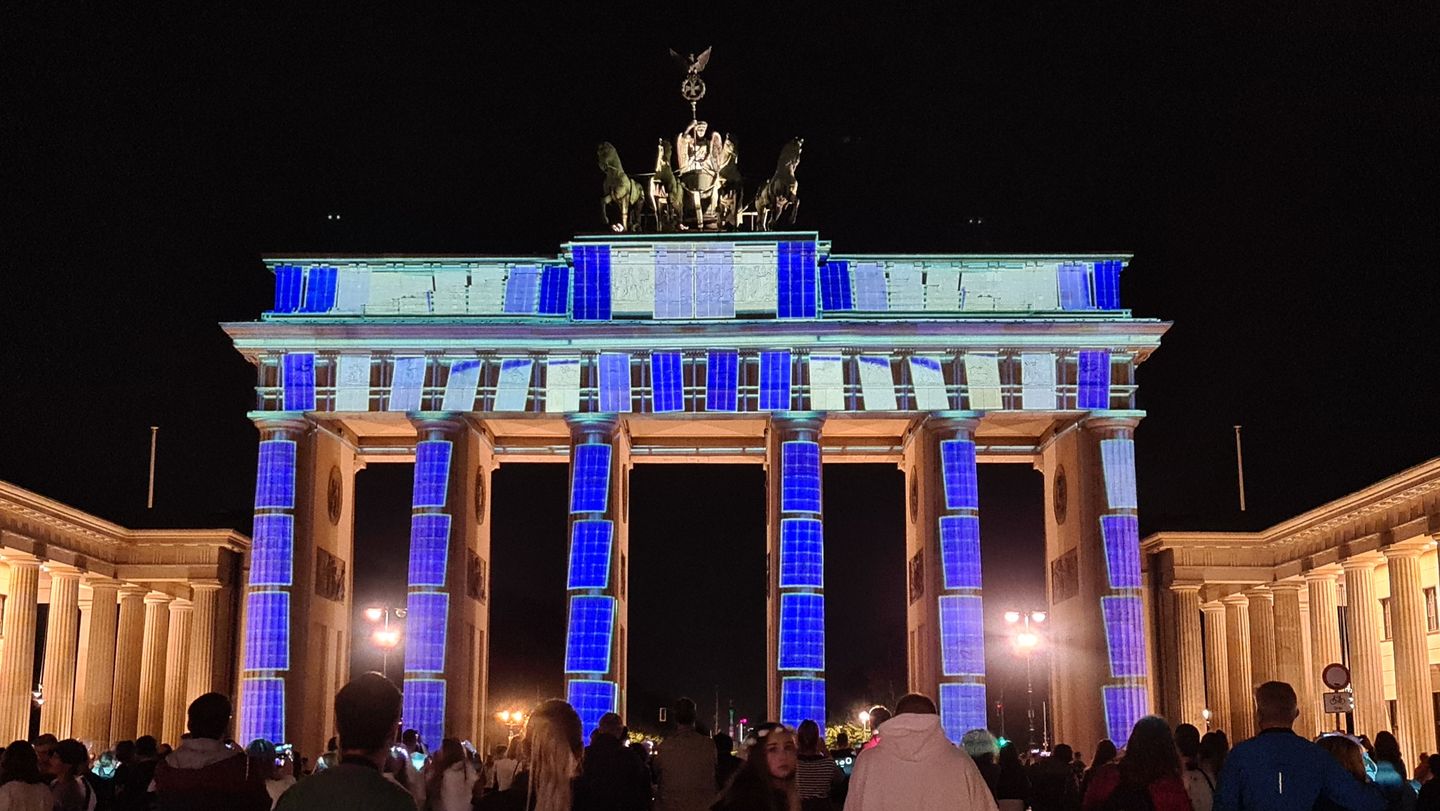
[475,699,584,811]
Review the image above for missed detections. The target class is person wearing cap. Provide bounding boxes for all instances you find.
[151,693,270,811]
[844,693,998,811]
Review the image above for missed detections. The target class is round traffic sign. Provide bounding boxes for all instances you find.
[1322,662,1350,690]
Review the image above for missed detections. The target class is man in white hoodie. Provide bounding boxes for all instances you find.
[845,693,999,811]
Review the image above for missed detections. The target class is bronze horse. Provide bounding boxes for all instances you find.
[597,142,644,232]
[648,139,683,232]
[752,137,802,230]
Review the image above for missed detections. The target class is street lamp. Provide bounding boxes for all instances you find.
[1005,608,1048,752]
[1202,708,1212,731]
[496,709,526,739]
[363,605,407,680]
[858,710,871,731]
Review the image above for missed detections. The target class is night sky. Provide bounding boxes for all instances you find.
[6,5,1437,736]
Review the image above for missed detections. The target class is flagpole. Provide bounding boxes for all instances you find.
[147,426,159,509]
[1233,425,1247,512]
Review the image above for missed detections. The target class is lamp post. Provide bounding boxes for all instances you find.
[363,605,407,681]
[1004,608,1047,752]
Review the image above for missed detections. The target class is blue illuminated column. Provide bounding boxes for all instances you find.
[238,416,307,746]
[930,416,987,742]
[563,416,629,741]
[766,415,827,729]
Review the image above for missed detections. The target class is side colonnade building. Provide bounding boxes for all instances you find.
[0,481,248,747]
[1145,456,1440,761]
[223,230,1171,756]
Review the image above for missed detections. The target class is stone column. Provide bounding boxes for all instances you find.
[75,580,120,746]
[1201,602,1231,736]
[0,556,41,741]
[1305,568,1343,731]
[186,581,222,701]
[162,599,194,745]
[1342,556,1387,738]
[110,585,148,741]
[37,566,82,737]
[1171,584,1207,729]
[1222,594,1255,740]
[1247,589,1277,686]
[136,592,172,739]
[1383,546,1436,762]
[1270,582,1314,736]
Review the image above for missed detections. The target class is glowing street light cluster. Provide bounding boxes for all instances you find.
[363,605,407,681]
[1004,608,1048,752]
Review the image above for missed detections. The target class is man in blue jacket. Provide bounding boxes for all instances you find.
[1214,681,1385,811]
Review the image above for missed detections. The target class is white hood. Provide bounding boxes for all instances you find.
[844,714,999,811]
[164,738,242,770]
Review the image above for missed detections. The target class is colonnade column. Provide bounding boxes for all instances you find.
[1221,594,1255,740]
[0,555,41,741]
[1200,602,1231,737]
[39,565,82,736]
[1383,546,1436,761]
[1270,582,1314,736]
[1341,556,1387,738]
[76,579,120,745]
[1305,568,1343,730]
[1170,584,1206,729]
[162,599,194,744]
[110,585,148,741]
[1247,589,1277,686]
[563,415,629,739]
[137,593,172,739]
[187,581,223,700]
[766,414,826,729]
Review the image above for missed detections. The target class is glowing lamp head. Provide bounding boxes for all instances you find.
[497,710,511,723]
[364,607,385,623]
[1015,632,1040,651]
[858,711,871,724]
[1202,708,1212,721]
[1030,611,1047,624]
[372,628,401,650]
[1003,610,1022,624]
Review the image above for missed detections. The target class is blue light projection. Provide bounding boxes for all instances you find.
[650,352,684,413]
[249,515,294,587]
[404,592,449,674]
[538,265,570,315]
[1077,350,1112,410]
[402,678,446,754]
[243,591,290,671]
[779,518,824,589]
[939,440,979,511]
[780,441,822,514]
[759,351,792,411]
[938,595,985,677]
[1057,262,1092,310]
[300,266,338,313]
[1101,596,1147,677]
[573,244,612,321]
[567,520,614,590]
[569,443,612,514]
[938,515,982,590]
[1094,260,1122,310]
[412,441,453,509]
[568,680,619,742]
[282,353,316,412]
[820,261,853,311]
[777,241,818,319]
[406,514,451,588]
[778,593,825,671]
[705,350,739,412]
[273,265,302,313]
[564,595,616,674]
[240,678,285,746]
[1100,438,1138,509]
[1100,515,1142,589]
[598,353,632,413]
[939,683,987,744]
[1103,686,1149,747]
[504,266,540,314]
[781,677,826,729]
[254,440,297,510]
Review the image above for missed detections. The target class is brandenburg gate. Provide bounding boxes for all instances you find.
[222,231,1169,755]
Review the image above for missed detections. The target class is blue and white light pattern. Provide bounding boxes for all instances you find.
[538,265,570,315]
[403,592,449,674]
[273,265,303,313]
[402,679,446,754]
[567,521,614,590]
[1077,350,1112,410]
[781,677,826,729]
[1057,262,1092,310]
[564,595,616,674]
[249,515,294,586]
[938,516,982,590]
[852,264,888,311]
[694,252,736,318]
[938,595,985,677]
[1103,686,1149,747]
[778,593,825,671]
[939,440,979,511]
[650,352,685,413]
[759,351,792,411]
[406,514,451,588]
[572,244,613,321]
[1100,515,1143,589]
[240,678,286,746]
[503,266,540,314]
[939,683,988,744]
[780,441,822,514]
[243,591,290,671]
[411,441,453,509]
[254,440,297,510]
[779,518,824,589]
[1101,596,1147,677]
[300,266,338,313]
[282,353,316,412]
[777,241,818,319]
[598,353,632,413]
[705,350,739,412]
[568,680,619,742]
[820,261,853,311]
[1093,260,1122,310]
[569,443,612,514]
[1100,438,1138,509]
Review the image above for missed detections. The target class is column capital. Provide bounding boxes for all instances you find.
[769,413,826,431]
[923,412,982,433]
[84,577,123,595]
[1081,414,1143,433]
[1381,544,1426,561]
[565,414,621,439]
[169,598,194,612]
[252,415,309,434]
[118,584,150,600]
[1268,580,1306,594]
[410,414,466,435]
[1244,587,1274,602]
[1201,601,1226,614]
[1303,566,1342,583]
[1340,554,1382,572]
[143,591,174,606]
[188,579,223,594]
[0,551,41,568]
[43,563,85,581]
[1169,582,1204,595]
[1221,592,1251,607]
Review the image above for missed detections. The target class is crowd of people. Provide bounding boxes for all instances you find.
[3,676,1438,811]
